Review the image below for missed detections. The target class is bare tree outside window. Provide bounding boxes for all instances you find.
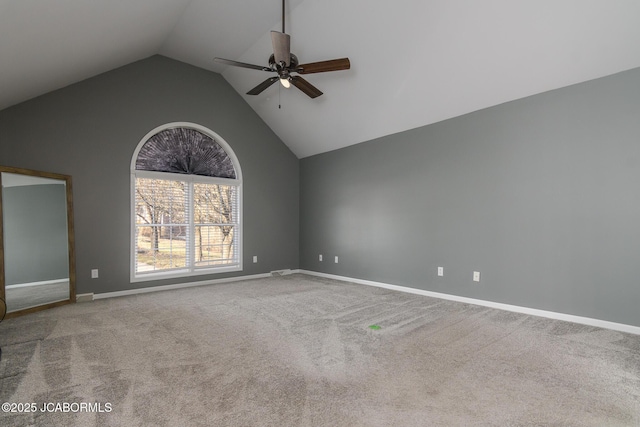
[193,183,236,265]
[135,179,188,271]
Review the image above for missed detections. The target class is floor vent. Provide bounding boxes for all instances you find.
[271,269,293,276]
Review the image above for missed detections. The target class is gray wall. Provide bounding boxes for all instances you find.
[300,67,640,327]
[2,183,69,284]
[0,55,299,294]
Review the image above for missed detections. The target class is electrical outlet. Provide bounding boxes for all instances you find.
[335,256,339,263]
[437,267,444,277]
[91,269,99,279]
[473,271,480,282]
[253,255,258,263]
[319,254,323,261]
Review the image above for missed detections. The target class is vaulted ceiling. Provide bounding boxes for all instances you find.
[2,0,640,158]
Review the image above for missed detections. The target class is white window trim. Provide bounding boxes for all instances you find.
[130,122,243,283]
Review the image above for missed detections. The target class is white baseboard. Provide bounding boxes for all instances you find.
[298,270,640,336]
[92,272,273,300]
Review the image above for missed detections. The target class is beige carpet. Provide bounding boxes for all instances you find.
[0,274,639,426]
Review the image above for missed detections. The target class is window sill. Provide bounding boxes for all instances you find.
[131,264,242,283]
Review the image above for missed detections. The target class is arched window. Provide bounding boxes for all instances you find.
[131,123,242,282]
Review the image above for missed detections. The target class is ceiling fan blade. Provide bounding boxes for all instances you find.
[214,57,272,72]
[270,31,291,67]
[290,76,323,98]
[247,77,279,95]
[296,58,350,74]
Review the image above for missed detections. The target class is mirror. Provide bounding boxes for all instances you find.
[0,166,76,318]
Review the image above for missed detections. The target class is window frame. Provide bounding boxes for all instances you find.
[130,122,243,283]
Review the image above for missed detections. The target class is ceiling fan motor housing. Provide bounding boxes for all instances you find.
[269,53,299,71]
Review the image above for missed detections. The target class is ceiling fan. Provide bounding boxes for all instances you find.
[213,0,350,99]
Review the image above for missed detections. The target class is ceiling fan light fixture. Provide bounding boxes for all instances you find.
[280,77,291,88]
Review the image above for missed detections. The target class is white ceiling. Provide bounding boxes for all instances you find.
[2,1,640,158]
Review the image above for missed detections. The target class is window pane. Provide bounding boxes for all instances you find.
[193,183,238,267]
[134,178,189,273]
[194,225,236,266]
